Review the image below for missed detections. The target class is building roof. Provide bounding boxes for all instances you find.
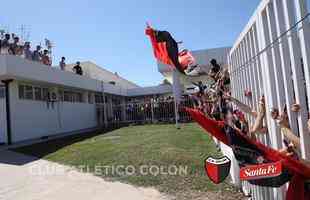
[65,61,140,89]
[0,55,171,97]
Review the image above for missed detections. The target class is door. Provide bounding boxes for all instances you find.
[0,86,7,145]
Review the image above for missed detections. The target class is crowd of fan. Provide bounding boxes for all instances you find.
[0,33,52,65]
[0,33,83,75]
[123,95,192,123]
[189,59,310,166]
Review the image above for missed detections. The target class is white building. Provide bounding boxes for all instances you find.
[0,55,172,145]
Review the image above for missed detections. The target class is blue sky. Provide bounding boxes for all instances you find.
[0,0,260,86]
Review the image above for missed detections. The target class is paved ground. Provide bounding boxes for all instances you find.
[0,150,168,200]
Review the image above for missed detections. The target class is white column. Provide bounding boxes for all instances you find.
[252,25,264,101]
[266,3,286,111]
[245,33,256,110]
[239,41,246,104]
[236,44,242,101]
[295,0,310,108]
[258,9,284,200]
[294,0,310,159]
[250,26,271,200]
[248,28,259,109]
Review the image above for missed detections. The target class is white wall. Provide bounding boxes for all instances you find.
[59,102,97,133]
[9,81,97,143]
[127,85,172,96]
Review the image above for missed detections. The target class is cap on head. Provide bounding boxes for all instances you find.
[210,59,217,66]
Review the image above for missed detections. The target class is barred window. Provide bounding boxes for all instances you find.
[25,85,33,100]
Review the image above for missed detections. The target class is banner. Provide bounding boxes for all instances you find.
[240,161,282,181]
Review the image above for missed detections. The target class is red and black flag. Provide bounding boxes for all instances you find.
[145,25,187,74]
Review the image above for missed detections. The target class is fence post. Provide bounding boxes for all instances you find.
[151,96,155,123]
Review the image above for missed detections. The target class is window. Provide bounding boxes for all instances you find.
[19,84,52,101]
[64,91,71,102]
[42,88,49,101]
[34,87,42,101]
[75,92,83,103]
[25,85,33,100]
[95,93,104,104]
[58,90,64,101]
[88,92,94,104]
[19,85,25,99]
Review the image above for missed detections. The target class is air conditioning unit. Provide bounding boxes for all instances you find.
[49,88,58,102]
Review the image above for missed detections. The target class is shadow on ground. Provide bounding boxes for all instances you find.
[10,123,128,161]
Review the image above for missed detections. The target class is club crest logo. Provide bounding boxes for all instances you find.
[205,156,231,184]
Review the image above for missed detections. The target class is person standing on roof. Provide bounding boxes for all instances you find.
[59,57,66,70]
[73,61,83,75]
[32,45,42,62]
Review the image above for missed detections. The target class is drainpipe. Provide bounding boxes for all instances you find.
[2,79,13,145]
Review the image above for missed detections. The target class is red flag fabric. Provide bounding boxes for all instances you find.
[145,26,174,68]
[185,107,310,200]
[145,26,195,73]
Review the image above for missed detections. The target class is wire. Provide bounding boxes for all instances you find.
[230,13,310,74]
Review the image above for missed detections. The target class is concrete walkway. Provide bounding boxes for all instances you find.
[0,150,168,200]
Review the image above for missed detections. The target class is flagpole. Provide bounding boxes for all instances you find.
[172,69,181,129]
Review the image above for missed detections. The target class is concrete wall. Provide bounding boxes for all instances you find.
[8,81,97,143]
[127,85,172,96]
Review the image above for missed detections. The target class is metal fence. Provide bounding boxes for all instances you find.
[96,98,194,126]
[228,0,310,199]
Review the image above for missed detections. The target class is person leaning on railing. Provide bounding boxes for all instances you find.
[223,93,267,138]
[271,104,310,159]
